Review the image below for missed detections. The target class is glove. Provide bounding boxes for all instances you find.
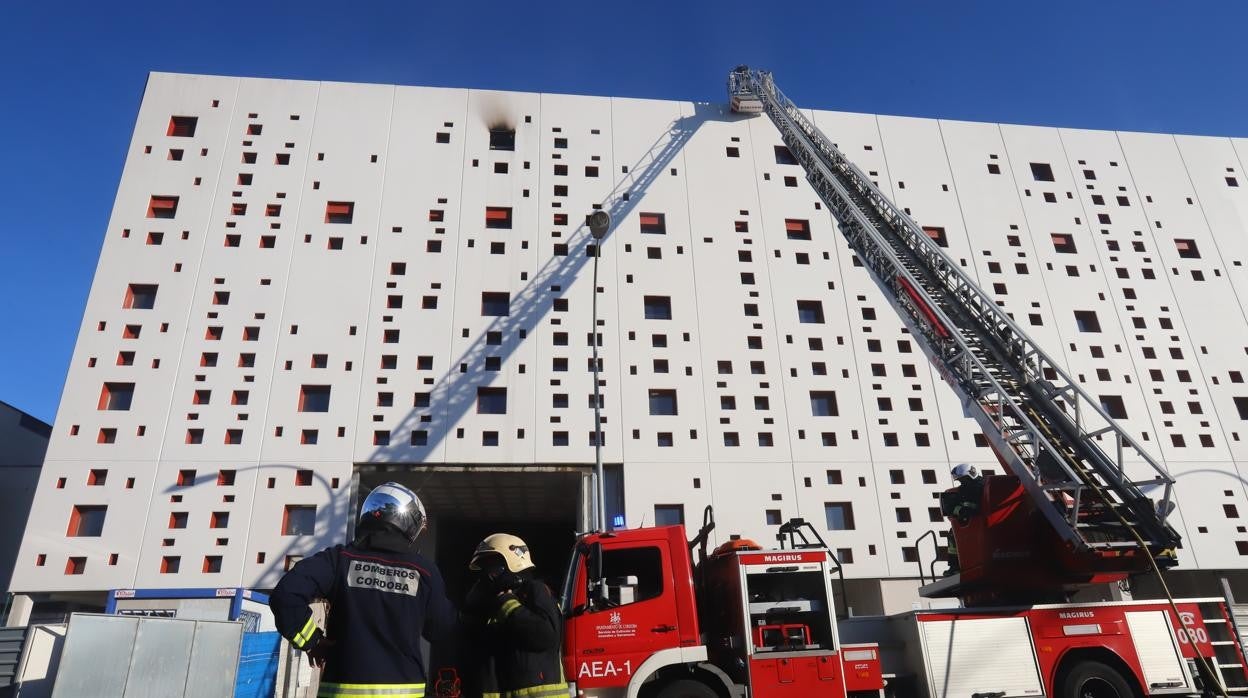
[305,634,334,670]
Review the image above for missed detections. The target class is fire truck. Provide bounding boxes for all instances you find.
[554,68,1248,698]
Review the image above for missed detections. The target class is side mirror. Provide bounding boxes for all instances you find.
[584,542,608,609]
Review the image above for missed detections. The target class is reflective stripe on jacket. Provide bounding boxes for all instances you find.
[318,683,426,698]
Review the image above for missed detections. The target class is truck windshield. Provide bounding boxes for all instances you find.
[559,544,583,614]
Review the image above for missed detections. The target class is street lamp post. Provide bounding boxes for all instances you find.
[587,210,611,531]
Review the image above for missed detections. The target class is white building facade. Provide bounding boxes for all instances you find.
[12,72,1248,612]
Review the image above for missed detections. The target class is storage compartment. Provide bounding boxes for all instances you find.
[746,568,835,652]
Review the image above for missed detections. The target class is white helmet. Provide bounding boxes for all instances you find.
[951,463,978,481]
[470,533,535,574]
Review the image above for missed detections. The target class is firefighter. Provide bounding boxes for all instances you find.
[458,533,567,698]
[271,482,454,698]
[945,463,984,575]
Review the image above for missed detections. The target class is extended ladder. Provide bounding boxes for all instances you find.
[728,66,1181,563]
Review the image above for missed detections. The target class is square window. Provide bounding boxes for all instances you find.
[825,502,855,530]
[1074,310,1102,333]
[160,556,180,574]
[785,219,811,240]
[67,505,107,537]
[1100,395,1128,419]
[147,195,179,219]
[485,206,513,229]
[98,382,135,411]
[639,212,666,234]
[1051,233,1076,253]
[657,432,673,447]
[167,115,197,137]
[325,201,354,223]
[477,387,507,414]
[796,300,825,324]
[649,389,678,416]
[123,283,158,309]
[643,295,672,320]
[282,505,316,536]
[922,226,948,247]
[1174,239,1200,259]
[481,291,510,316]
[1030,162,1055,181]
[299,385,331,412]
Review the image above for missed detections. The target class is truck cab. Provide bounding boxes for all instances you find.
[560,517,883,698]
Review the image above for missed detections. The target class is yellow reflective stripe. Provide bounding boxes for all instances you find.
[293,616,317,648]
[317,683,425,697]
[487,684,570,698]
[497,598,522,620]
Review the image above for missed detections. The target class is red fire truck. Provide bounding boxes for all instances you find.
[552,67,1248,698]
[561,510,1246,697]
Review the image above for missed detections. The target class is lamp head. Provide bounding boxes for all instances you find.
[587,210,611,240]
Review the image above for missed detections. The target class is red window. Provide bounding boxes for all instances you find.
[67,505,107,537]
[784,219,811,239]
[167,116,198,137]
[485,207,512,229]
[123,283,158,309]
[97,428,117,444]
[429,209,445,222]
[1051,233,1077,253]
[210,511,229,528]
[218,469,236,486]
[325,201,354,224]
[922,226,948,247]
[246,123,262,136]
[266,204,281,217]
[160,556,180,574]
[295,469,313,486]
[147,196,179,219]
[98,382,135,411]
[88,469,107,486]
[639,212,666,234]
[185,429,203,444]
[168,511,188,529]
[123,324,141,339]
[299,385,331,413]
[177,469,196,486]
[65,557,86,575]
[224,429,243,445]
[202,556,222,573]
[231,203,247,216]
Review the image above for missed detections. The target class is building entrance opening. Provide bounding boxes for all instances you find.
[354,465,589,604]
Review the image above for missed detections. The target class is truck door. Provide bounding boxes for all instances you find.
[567,538,681,691]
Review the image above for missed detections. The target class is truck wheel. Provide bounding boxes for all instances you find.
[654,678,719,698]
[1058,660,1137,698]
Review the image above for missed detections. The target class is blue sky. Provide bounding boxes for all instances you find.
[2,1,1246,423]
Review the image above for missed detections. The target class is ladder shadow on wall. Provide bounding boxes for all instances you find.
[362,101,738,495]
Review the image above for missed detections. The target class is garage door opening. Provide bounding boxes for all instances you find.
[354,465,591,604]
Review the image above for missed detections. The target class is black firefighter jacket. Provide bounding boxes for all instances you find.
[271,543,455,698]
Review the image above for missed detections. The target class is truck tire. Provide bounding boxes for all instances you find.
[654,678,719,698]
[1057,660,1137,698]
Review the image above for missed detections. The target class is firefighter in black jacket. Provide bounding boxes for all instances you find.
[944,463,985,574]
[271,482,454,698]
[459,533,567,698]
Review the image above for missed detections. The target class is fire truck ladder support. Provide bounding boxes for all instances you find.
[727,66,1181,562]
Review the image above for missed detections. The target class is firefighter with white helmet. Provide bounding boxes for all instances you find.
[271,482,454,698]
[943,464,985,575]
[457,533,567,697]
